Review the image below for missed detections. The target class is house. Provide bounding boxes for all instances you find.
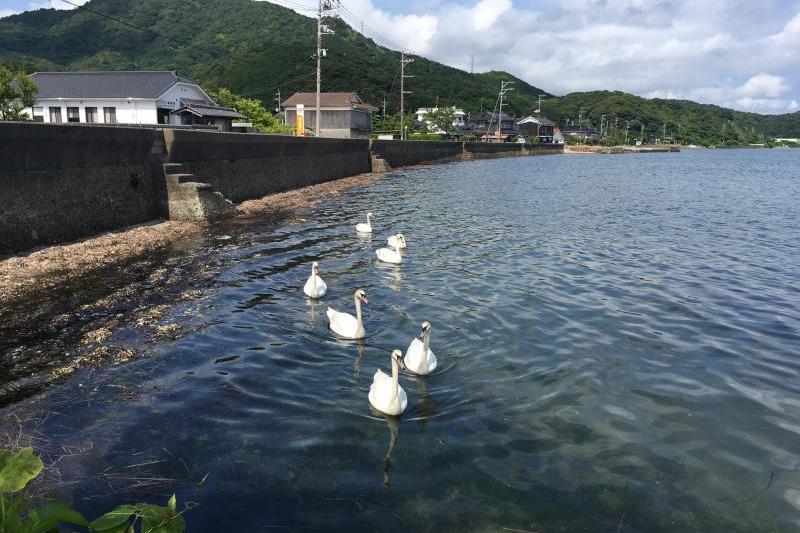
[516,116,556,143]
[23,71,242,131]
[282,92,377,139]
[414,106,466,132]
[170,102,244,132]
[463,111,519,140]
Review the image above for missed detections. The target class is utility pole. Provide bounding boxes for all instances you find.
[497,80,514,140]
[470,55,474,75]
[662,123,666,142]
[578,106,585,142]
[535,94,544,115]
[315,0,337,138]
[625,121,630,145]
[640,123,645,144]
[600,114,606,137]
[382,97,386,118]
[400,51,414,140]
[275,89,283,124]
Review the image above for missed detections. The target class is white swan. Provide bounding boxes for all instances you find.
[326,289,368,339]
[387,233,407,249]
[369,349,408,416]
[356,212,374,233]
[404,321,437,375]
[376,240,402,264]
[302,261,327,299]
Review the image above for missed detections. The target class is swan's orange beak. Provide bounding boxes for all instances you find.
[360,295,368,304]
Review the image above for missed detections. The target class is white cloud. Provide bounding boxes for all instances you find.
[738,73,789,98]
[225,1,800,113]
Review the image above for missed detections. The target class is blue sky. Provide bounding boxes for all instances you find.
[2,0,800,113]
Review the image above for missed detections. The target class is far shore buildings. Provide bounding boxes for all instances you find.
[282,92,377,139]
[517,116,556,143]
[414,106,466,132]
[23,71,244,131]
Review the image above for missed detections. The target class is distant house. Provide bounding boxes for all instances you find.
[516,116,556,143]
[282,92,377,139]
[23,70,243,131]
[464,111,518,140]
[414,106,466,132]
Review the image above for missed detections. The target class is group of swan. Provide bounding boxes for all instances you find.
[302,212,438,416]
[358,212,407,265]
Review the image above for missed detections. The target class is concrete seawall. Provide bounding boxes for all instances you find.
[1,123,564,256]
[370,140,465,167]
[0,123,161,255]
[163,130,373,203]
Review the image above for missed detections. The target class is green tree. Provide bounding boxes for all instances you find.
[426,107,456,136]
[208,87,291,134]
[0,64,36,121]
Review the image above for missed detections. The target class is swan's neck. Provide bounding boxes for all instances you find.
[311,270,317,291]
[355,298,363,325]
[391,357,399,399]
[422,330,430,359]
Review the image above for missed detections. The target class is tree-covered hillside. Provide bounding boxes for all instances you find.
[542,91,800,146]
[1,0,799,143]
[0,0,547,117]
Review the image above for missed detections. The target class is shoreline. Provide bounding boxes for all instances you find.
[0,170,381,405]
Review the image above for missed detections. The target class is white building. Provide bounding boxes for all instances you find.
[23,71,242,130]
[414,106,466,132]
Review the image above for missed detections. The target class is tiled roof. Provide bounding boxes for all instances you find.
[30,71,196,99]
[171,103,244,119]
[517,116,555,126]
[282,92,377,111]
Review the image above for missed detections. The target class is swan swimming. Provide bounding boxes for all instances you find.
[326,289,368,339]
[387,233,407,249]
[302,261,327,299]
[369,349,408,416]
[356,212,374,233]
[376,240,402,264]
[404,321,437,375]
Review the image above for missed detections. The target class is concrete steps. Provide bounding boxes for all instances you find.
[162,163,238,222]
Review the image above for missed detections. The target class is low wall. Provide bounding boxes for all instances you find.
[1,125,564,256]
[0,123,160,256]
[370,140,465,168]
[163,130,372,203]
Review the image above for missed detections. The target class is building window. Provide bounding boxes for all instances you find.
[85,107,98,123]
[67,107,80,123]
[49,107,62,123]
[103,107,117,124]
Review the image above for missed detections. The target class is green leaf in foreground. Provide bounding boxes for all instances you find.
[88,504,137,532]
[28,500,88,533]
[139,503,185,533]
[0,447,44,493]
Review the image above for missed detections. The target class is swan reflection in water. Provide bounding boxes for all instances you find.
[305,296,320,322]
[414,377,437,428]
[382,414,399,487]
[353,341,365,385]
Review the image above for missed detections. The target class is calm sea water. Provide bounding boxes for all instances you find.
[4,149,800,532]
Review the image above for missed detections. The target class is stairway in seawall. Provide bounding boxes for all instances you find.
[163,163,238,222]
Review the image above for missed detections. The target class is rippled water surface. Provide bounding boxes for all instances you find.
[5,149,800,532]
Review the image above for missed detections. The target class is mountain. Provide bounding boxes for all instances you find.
[0,0,548,117]
[540,91,800,145]
[1,0,799,143]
